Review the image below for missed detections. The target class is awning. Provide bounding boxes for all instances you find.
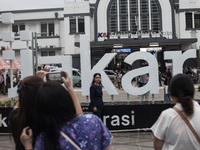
[0,56,21,71]
[6,58,21,70]
[0,56,10,70]
[75,38,198,48]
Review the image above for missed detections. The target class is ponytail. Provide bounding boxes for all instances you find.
[178,96,194,116]
[169,74,195,116]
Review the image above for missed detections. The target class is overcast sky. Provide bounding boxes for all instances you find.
[0,0,64,11]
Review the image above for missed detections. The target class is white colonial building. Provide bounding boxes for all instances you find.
[0,0,200,71]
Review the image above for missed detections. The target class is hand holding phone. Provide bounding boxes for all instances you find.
[60,71,72,90]
[47,72,67,84]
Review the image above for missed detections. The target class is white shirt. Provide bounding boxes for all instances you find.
[151,100,200,150]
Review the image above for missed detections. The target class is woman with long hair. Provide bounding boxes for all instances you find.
[9,75,44,150]
[20,71,112,150]
[9,70,82,150]
[90,73,104,118]
[151,74,200,150]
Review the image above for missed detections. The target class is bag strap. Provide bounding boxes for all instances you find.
[60,131,82,150]
[173,107,200,143]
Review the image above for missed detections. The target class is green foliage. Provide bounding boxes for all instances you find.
[0,99,18,105]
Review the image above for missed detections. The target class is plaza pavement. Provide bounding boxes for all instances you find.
[0,85,200,150]
[0,131,155,150]
[0,84,200,103]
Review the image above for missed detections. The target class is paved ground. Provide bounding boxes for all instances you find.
[0,131,154,150]
[0,84,199,149]
[0,84,200,103]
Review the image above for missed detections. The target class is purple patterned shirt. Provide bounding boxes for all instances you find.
[35,114,113,150]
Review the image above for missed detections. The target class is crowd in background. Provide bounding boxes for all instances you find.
[0,73,20,95]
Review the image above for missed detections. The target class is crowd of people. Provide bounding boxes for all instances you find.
[2,62,198,150]
[7,70,200,150]
[0,73,20,95]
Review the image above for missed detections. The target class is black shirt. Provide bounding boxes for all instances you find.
[90,84,103,107]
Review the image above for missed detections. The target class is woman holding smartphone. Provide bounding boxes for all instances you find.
[20,71,112,150]
[9,70,82,150]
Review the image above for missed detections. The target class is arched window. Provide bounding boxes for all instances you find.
[108,0,161,34]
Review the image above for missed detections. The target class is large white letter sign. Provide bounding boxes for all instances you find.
[122,51,159,95]
[20,50,34,79]
[7,52,72,99]
[80,35,118,96]
[164,49,196,76]
[8,49,34,98]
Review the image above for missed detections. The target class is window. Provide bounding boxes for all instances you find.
[49,51,55,56]
[194,14,200,28]
[151,0,160,33]
[12,25,18,35]
[70,18,76,33]
[140,0,149,32]
[41,51,55,56]
[109,0,118,32]
[119,0,127,14]
[130,0,138,33]
[78,19,85,33]
[41,52,48,56]
[41,23,55,36]
[120,16,128,32]
[41,24,47,36]
[110,0,117,15]
[151,0,159,13]
[152,15,160,32]
[140,0,148,14]
[119,0,128,32]
[12,24,25,36]
[130,0,138,14]
[186,13,192,29]
[130,16,138,33]
[185,12,200,29]
[49,24,54,36]
[20,25,25,30]
[108,0,161,33]
[70,17,85,34]
[109,17,118,32]
[141,16,149,32]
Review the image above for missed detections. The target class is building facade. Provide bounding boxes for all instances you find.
[0,0,199,71]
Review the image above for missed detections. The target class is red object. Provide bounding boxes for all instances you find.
[0,56,21,72]
[0,56,10,69]
[6,58,21,70]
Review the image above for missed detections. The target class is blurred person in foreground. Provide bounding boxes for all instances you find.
[8,70,82,150]
[20,71,112,150]
[151,74,200,150]
[9,75,44,150]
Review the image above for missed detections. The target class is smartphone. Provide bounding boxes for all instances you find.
[47,72,66,84]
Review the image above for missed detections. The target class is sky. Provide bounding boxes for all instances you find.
[0,0,65,11]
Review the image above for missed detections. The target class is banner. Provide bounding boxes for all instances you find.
[1,101,199,133]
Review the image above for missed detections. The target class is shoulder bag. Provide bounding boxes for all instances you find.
[60,131,82,150]
[173,107,200,143]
